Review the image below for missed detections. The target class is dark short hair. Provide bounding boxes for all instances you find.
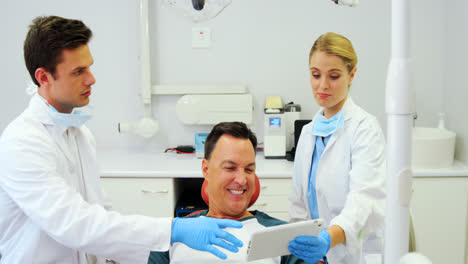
[204,122,257,160]
[24,16,93,86]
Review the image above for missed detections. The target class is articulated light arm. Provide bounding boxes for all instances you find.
[118,0,159,138]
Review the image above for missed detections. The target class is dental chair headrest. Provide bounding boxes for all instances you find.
[201,174,261,208]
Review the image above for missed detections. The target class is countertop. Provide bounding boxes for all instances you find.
[98,149,468,178]
[98,149,294,178]
[412,160,468,177]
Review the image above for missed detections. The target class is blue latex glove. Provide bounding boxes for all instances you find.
[171,217,244,259]
[288,230,331,263]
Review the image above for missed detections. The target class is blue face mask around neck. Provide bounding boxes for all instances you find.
[312,111,345,137]
[48,105,92,128]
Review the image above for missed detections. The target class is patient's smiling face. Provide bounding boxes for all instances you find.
[202,134,256,220]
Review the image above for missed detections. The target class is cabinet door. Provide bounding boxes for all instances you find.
[249,178,291,221]
[258,178,292,196]
[101,177,174,217]
[410,177,468,264]
[250,195,289,212]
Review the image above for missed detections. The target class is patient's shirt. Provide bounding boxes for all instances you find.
[148,210,305,264]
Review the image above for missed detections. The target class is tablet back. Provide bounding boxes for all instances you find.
[246,219,324,262]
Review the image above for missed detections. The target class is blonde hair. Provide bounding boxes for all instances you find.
[309,32,357,73]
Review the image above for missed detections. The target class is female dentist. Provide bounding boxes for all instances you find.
[288,32,386,264]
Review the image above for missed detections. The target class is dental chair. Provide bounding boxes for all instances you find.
[187,174,261,216]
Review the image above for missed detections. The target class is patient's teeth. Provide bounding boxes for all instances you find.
[229,190,243,195]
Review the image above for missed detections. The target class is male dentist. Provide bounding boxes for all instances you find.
[0,16,242,264]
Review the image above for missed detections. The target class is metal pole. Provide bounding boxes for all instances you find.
[384,0,413,262]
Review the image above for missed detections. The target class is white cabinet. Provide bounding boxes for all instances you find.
[410,176,468,264]
[101,177,291,224]
[101,177,292,222]
[101,177,175,217]
[249,178,292,221]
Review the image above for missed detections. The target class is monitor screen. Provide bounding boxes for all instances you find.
[269,117,281,127]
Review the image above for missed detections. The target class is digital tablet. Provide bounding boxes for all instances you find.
[246,219,324,262]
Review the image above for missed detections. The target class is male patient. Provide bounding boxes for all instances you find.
[148,122,306,264]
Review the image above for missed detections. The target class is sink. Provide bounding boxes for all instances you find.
[412,127,456,169]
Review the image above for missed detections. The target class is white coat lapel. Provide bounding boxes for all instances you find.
[301,124,316,191]
[52,129,77,166]
[74,127,105,206]
[322,97,355,155]
[322,129,339,156]
[29,94,77,166]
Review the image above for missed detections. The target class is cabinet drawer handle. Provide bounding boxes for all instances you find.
[256,203,268,206]
[141,189,169,194]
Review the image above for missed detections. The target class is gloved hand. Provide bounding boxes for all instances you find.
[288,230,331,263]
[171,217,244,259]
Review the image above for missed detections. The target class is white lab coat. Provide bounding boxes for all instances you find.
[0,94,172,264]
[289,98,386,263]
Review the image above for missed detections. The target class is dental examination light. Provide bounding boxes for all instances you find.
[330,0,359,6]
[192,0,204,11]
[162,0,231,22]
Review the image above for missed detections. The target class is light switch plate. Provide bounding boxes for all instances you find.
[192,27,211,48]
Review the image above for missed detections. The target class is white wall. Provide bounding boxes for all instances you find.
[2,0,461,160]
[444,1,468,164]
[151,0,391,149]
[410,0,445,127]
[1,0,144,150]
